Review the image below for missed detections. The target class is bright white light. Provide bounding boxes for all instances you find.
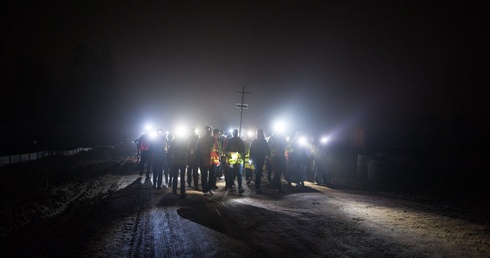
[321,136,330,144]
[299,136,307,146]
[286,136,290,142]
[149,131,157,139]
[273,120,287,134]
[175,124,188,138]
[144,124,152,132]
[247,130,255,138]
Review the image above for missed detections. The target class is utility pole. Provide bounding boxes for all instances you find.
[236,86,250,138]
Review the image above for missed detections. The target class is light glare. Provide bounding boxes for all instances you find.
[321,136,330,144]
[175,124,188,138]
[149,131,157,139]
[273,121,286,134]
[247,130,255,138]
[299,136,307,146]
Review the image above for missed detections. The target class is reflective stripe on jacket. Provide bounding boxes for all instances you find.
[227,152,243,164]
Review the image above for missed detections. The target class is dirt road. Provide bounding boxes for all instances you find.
[1,146,489,257]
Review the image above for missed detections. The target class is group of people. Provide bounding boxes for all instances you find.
[134,128,190,197]
[134,125,331,198]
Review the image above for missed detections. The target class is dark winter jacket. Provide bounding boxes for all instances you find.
[250,138,270,161]
[196,135,214,167]
[167,138,188,167]
[149,136,167,166]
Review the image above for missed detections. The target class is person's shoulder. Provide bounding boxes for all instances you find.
[203,135,213,143]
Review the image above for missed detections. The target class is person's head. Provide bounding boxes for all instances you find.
[256,129,265,140]
[232,129,239,137]
[204,126,212,136]
[166,133,174,142]
[157,128,163,135]
[213,128,220,139]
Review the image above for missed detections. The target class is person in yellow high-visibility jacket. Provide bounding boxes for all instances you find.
[224,129,246,194]
[244,142,254,185]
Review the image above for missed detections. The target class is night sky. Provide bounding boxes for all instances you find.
[2,1,489,151]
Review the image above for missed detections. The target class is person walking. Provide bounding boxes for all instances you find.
[224,129,246,195]
[243,140,254,185]
[196,126,214,196]
[216,129,226,181]
[167,133,188,197]
[149,129,166,189]
[209,128,222,192]
[287,131,309,187]
[187,128,200,190]
[165,133,175,187]
[249,129,270,193]
[135,131,152,178]
[268,131,287,192]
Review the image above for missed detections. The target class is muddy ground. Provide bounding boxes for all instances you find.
[0,144,489,257]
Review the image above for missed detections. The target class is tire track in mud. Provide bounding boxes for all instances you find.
[128,190,230,257]
[54,178,146,257]
[77,178,164,257]
[127,184,163,257]
[1,176,135,257]
[2,152,262,257]
[153,205,178,257]
[86,179,223,257]
[125,183,149,258]
[15,175,250,257]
